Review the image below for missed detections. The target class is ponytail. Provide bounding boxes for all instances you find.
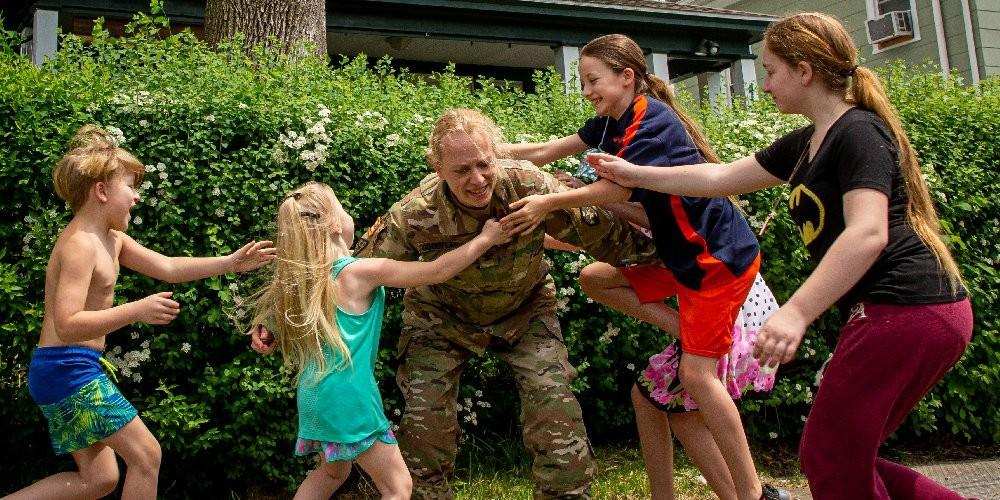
[851,66,963,291]
[645,74,720,164]
[646,73,745,210]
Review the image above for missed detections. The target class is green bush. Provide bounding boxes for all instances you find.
[1,11,997,496]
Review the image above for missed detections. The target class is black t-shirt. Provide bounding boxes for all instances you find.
[755,108,965,307]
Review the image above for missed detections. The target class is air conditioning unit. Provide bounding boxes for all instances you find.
[867,10,914,45]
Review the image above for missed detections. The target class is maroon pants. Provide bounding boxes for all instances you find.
[800,299,973,500]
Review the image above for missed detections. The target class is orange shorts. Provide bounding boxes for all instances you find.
[619,255,760,358]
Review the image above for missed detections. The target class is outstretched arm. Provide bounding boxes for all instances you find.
[119,233,276,283]
[502,134,587,167]
[500,179,631,235]
[552,170,649,229]
[592,152,784,197]
[341,219,509,296]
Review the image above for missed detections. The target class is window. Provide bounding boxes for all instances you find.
[866,0,920,53]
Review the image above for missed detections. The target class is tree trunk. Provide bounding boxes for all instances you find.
[204,0,326,57]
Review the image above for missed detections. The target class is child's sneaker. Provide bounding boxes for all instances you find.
[760,484,792,500]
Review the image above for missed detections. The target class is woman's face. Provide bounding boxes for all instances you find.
[761,45,804,114]
[434,130,497,209]
[579,55,635,120]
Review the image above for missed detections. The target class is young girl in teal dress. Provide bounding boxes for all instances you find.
[249,181,506,499]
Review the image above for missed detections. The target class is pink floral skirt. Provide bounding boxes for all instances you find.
[636,273,779,411]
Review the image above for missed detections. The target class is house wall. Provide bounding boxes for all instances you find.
[973,0,1000,77]
[723,0,993,83]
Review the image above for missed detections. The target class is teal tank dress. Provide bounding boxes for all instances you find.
[294,256,396,462]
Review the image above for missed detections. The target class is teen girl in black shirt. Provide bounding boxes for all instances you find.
[590,12,971,500]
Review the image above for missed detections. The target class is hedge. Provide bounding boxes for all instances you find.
[1,10,997,496]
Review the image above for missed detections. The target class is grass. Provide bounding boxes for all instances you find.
[303,438,811,499]
[245,437,1000,499]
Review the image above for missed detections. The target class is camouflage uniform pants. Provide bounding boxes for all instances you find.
[396,317,595,499]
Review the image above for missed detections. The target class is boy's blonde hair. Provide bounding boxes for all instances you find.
[52,125,145,212]
[248,181,352,380]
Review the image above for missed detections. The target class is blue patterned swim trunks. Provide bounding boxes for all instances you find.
[29,346,138,455]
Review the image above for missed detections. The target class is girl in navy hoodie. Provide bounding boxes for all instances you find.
[503,34,786,500]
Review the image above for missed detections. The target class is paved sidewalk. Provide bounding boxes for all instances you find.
[786,458,1000,499]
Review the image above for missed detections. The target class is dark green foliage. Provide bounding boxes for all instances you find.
[1,12,996,496]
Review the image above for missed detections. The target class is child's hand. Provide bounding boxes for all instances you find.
[229,240,278,273]
[249,324,277,355]
[500,195,551,235]
[134,292,181,325]
[479,219,510,246]
[754,305,808,368]
[591,153,641,188]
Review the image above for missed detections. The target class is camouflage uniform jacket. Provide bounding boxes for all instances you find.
[354,159,654,355]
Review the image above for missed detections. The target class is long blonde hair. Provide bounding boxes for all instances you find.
[53,125,145,212]
[248,181,352,379]
[764,12,963,292]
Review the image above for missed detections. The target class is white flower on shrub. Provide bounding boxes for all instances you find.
[105,126,125,146]
[156,162,166,172]
[134,91,152,106]
[215,208,225,217]
[133,216,142,225]
[105,344,153,383]
[212,187,221,197]
[158,172,168,180]
[385,133,401,147]
[307,121,326,136]
[181,342,191,353]
[206,114,216,122]
[238,102,249,110]
[276,107,335,171]
[138,119,149,128]
[599,323,620,344]
[556,296,569,314]
[356,110,388,131]
[272,146,288,164]
[141,180,152,190]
